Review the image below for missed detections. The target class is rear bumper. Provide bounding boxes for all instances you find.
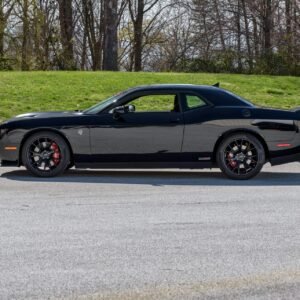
[270,153,300,166]
[269,145,300,166]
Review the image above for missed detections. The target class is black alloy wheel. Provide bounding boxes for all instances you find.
[217,133,265,180]
[22,132,71,177]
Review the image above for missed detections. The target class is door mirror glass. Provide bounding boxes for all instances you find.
[111,105,135,115]
[127,104,136,113]
[112,106,126,114]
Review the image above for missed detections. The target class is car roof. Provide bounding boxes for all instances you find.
[126,84,218,92]
[123,84,254,107]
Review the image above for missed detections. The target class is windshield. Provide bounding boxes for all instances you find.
[83,95,119,114]
[83,88,136,114]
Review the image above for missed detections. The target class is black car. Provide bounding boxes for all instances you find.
[1,84,300,180]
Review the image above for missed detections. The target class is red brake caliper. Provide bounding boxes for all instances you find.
[50,143,61,165]
[227,153,237,168]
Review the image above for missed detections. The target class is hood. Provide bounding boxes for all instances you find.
[10,111,83,120]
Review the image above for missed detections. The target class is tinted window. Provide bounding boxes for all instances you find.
[128,94,178,112]
[186,94,207,109]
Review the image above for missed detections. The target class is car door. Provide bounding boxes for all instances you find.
[181,92,217,162]
[89,91,184,163]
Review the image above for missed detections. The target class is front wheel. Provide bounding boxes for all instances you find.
[217,133,265,180]
[22,131,71,177]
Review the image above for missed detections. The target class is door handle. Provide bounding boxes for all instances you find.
[170,118,181,123]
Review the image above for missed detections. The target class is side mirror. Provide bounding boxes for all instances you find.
[127,105,135,113]
[112,105,135,114]
[112,106,126,114]
[111,105,135,120]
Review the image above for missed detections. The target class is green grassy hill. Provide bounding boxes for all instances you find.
[0,71,299,121]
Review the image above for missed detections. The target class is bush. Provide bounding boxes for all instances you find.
[0,57,14,71]
[174,51,300,76]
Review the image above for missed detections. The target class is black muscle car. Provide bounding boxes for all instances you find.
[1,84,300,180]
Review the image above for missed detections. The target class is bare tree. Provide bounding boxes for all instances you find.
[80,0,104,70]
[58,0,74,69]
[263,0,273,57]
[128,0,160,71]
[0,0,15,60]
[0,0,299,74]
[241,0,253,71]
[103,0,119,70]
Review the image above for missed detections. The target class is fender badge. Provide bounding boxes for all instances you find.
[78,129,83,136]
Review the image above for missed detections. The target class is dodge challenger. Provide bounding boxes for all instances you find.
[0,84,299,180]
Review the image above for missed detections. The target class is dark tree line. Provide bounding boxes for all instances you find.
[0,0,299,75]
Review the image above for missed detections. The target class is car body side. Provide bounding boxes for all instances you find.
[1,85,300,168]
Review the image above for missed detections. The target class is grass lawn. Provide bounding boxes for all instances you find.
[0,71,299,121]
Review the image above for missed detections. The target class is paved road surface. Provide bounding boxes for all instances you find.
[0,163,299,299]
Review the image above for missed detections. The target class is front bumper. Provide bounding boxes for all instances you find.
[0,160,18,167]
[0,133,20,165]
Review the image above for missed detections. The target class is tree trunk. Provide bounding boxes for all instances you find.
[285,0,292,65]
[95,0,105,70]
[263,0,272,57]
[58,0,74,70]
[0,0,4,58]
[81,29,87,70]
[252,15,259,60]
[21,0,29,71]
[82,0,104,70]
[237,0,242,73]
[213,0,226,51]
[133,0,144,71]
[103,0,119,71]
[82,0,95,69]
[241,0,253,72]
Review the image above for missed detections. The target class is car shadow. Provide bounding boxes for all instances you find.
[1,168,300,186]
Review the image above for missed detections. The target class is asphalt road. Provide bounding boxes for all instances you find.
[0,163,299,300]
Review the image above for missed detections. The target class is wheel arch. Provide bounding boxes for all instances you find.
[18,128,74,166]
[212,129,269,162]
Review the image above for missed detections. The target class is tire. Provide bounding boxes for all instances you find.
[216,133,265,180]
[22,131,71,177]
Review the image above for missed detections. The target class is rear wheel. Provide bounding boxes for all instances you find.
[217,133,265,180]
[22,131,71,177]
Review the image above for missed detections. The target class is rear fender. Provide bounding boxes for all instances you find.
[212,129,269,162]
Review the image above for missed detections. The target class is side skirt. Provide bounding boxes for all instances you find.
[75,161,216,169]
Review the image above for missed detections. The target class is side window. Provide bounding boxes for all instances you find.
[128,94,179,112]
[185,94,207,110]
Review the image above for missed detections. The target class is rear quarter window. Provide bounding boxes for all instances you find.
[183,94,208,111]
[186,95,207,109]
